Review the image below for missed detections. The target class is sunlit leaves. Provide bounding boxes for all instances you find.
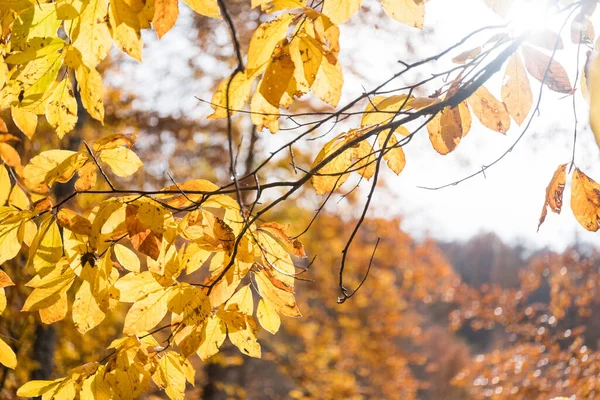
[247,14,295,76]
[521,45,572,94]
[311,129,375,194]
[588,51,600,148]
[427,102,471,155]
[380,0,425,28]
[46,78,78,138]
[0,270,15,369]
[502,53,533,126]
[321,0,361,24]
[466,86,510,134]
[571,169,600,232]
[183,0,221,18]
[98,147,143,177]
[538,164,567,231]
[208,71,254,119]
[154,0,179,38]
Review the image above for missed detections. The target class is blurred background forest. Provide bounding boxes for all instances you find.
[2,0,600,399]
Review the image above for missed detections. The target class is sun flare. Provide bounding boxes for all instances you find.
[507,0,553,35]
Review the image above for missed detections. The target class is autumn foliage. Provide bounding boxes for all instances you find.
[1,0,600,399]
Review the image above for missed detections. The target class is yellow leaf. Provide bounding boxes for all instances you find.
[0,270,14,288]
[312,59,343,107]
[208,71,254,119]
[12,3,61,47]
[380,0,424,28]
[39,293,68,324]
[0,338,16,369]
[73,281,106,334]
[75,161,97,191]
[11,107,37,138]
[115,271,163,302]
[98,147,143,177]
[322,0,362,24]
[153,0,179,38]
[571,168,600,231]
[256,298,280,334]
[167,283,210,325]
[0,143,21,172]
[0,222,22,266]
[259,41,295,107]
[378,130,407,175]
[23,150,77,193]
[254,267,301,318]
[250,90,280,133]
[46,78,78,139]
[17,380,63,398]
[123,287,170,333]
[81,365,112,400]
[466,86,511,134]
[247,14,294,76]
[289,31,323,93]
[66,0,113,67]
[589,52,600,148]
[427,102,471,155]
[0,165,10,207]
[219,311,261,358]
[155,351,186,400]
[15,53,64,111]
[9,184,30,210]
[502,53,532,126]
[109,0,143,61]
[44,152,90,188]
[197,313,226,360]
[183,0,220,18]
[225,284,253,315]
[22,264,75,312]
[26,216,63,273]
[75,62,105,123]
[361,95,413,127]
[114,244,141,272]
[57,208,92,236]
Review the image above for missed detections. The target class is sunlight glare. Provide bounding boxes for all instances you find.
[507,0,551,35]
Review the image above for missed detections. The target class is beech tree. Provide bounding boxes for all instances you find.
[0,0,599,398]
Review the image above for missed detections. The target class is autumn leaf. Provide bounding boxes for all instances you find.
[466,86,510,134]
[588,51,600,148]
[46,78,78,139]
[571,168,600,231]
[153,0,179,38]
[98,147,143,177]
[538,164,567,231]
[502,53,533,126]
[208,71,254,119]
[427,102,471,155]
[522,45,572,94]
[380,0,424,28]
[322,0,362,24]
[257,298,281,334]
[247,14,295,76]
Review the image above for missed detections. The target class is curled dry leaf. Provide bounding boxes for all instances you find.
[538,164,567,231]
[427,102,471,155]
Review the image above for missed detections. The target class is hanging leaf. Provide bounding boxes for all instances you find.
[502,53,533,126]
[571,168,600,232]
[522,45,573,94]
[538,164,567,231]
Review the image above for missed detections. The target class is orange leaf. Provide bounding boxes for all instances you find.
[538,164,567,231]
[571,168,600,232]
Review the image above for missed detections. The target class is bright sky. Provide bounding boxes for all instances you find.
[112,0,600,251]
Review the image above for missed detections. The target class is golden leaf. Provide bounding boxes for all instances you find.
[153,0,179,38]
[466,86,511,134]
[46,78,78,139]
[98,147,143,177]
[380,0,424,28]
[502,53,533,126]
[256,298,280,334]
[571,168,600,231]
[247,14,294,76]
[321,0,362,24]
